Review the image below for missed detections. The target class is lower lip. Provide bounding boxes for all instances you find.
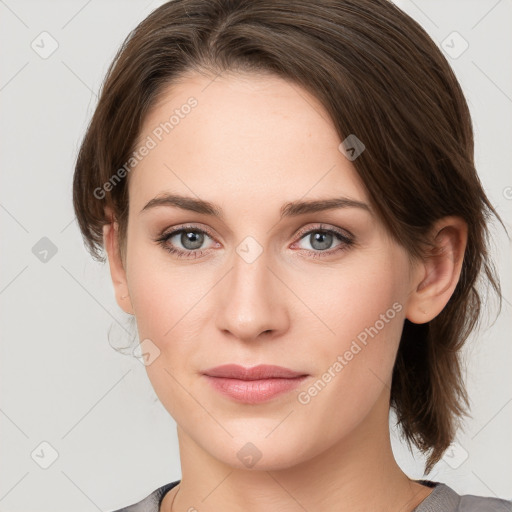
[203,375,308,404]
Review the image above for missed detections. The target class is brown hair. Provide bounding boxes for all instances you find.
[73,0,503,472]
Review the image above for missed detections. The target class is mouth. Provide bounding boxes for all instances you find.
[202,364,309,404]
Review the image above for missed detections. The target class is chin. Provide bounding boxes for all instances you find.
[199,432,317,472]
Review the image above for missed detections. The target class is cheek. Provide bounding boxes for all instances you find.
[291,250,406,356]
[124,237,214,373]
[295,316,404,447]
[125,251,206,419]
[125,232,192,338]
[290,253,407,429]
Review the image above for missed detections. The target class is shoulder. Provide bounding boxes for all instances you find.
[458,492,512,511]
[415,481,512,512]
[108,480,180,512]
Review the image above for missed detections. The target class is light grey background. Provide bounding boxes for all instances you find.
[0,0,511,510]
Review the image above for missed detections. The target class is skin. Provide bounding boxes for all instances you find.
[103,70,468,512]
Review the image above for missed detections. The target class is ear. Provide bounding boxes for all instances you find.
[405,216,468,324]
[103,207,134,315]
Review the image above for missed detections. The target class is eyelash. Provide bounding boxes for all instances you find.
[154,223,355,260]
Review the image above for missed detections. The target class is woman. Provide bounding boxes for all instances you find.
[72,0,511,510]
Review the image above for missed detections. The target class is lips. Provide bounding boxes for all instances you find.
[202,364,309,404]
[202,364,307,380]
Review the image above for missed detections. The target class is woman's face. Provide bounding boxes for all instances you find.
[119,71,421,469]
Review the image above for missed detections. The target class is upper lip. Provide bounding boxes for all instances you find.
[202,364,307,380]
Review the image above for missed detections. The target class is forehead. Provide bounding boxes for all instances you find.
[128,71,369,214]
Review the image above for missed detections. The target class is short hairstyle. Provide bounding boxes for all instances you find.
[72,0,503,472]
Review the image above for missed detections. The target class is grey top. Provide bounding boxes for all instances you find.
[412,480,511,511]
[111,479,512,512]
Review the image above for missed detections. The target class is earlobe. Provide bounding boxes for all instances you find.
[405,216,468,324]
[103,211,134,315]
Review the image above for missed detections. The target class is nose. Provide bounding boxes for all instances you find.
[214,244,290,343]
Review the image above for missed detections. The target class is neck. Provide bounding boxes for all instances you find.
[163,392,433,512]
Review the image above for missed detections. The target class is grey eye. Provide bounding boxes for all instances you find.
[176,230,206,250]
[298,231,341,252]
[308,231,334,250]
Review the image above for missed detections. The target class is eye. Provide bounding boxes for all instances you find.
[155,225,217,259]
[291,224,355,258]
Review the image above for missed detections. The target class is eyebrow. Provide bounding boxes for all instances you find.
[140,193,371,219]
